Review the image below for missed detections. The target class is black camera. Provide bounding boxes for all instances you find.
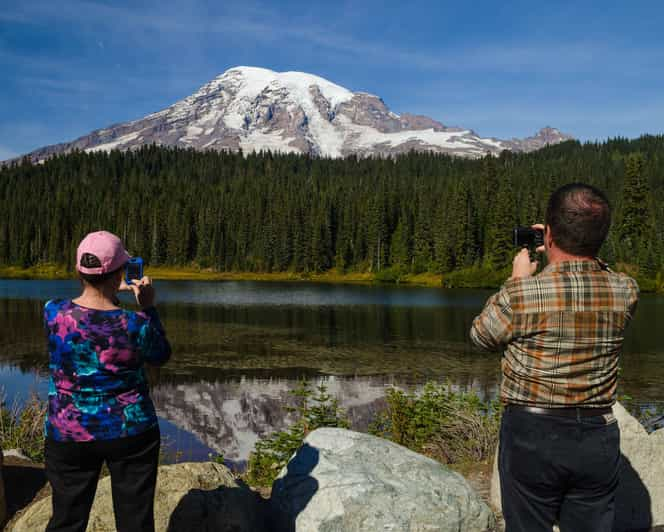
[513,227,544,250]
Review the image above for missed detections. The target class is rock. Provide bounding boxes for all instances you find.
[489,402,664,530]
[271,427,496,532]
[1,448,7,527]
[2,449,29,461]
[10,461,268,532]
[489,449,501,515]
[612,402,664,530]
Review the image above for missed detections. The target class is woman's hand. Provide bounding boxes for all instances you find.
[119,278,134,292]
[126,276,156,309]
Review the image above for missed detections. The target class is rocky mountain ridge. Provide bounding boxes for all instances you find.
[12,66,574,162]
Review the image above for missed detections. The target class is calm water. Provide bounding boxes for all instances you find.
[1,279,662,464]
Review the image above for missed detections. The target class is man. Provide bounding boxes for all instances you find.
[470,183,639,531]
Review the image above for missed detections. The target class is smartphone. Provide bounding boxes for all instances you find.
[125,257,144,284]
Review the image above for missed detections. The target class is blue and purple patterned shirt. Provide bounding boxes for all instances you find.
[44,299,171,441]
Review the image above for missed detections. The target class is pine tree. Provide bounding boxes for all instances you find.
[390,218,410,269]
[367,193,389,271]
[0,223,8,264]
[618,153,654,263]
[477,153,498,259]
[485,176,516,269]
[444,179,479,269]
[150,209,165,265]
[412,201,433,273]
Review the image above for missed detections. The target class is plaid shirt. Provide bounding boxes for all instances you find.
[470,260,639,408]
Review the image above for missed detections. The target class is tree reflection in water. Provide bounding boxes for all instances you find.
[1,282,663,465]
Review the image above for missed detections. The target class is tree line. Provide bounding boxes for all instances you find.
[0,136,661,278]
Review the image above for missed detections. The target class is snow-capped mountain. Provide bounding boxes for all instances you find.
[18,66,573,161]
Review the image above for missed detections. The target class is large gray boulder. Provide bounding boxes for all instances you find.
[10,461,267,532]
[271,427,496,531]
[0,448,6,528]
[489,402,664,530]
[612,402,664,530]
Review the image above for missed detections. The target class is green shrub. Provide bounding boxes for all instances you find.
[245,381,349,487]
[374,266,408,284]
[210,453,225,464]
[370,382,501,465]
[633,275,659,293]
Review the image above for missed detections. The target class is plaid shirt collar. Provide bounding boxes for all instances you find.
[541,258,607,274]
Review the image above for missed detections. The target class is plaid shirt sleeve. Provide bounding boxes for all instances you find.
[627,280,639,321]
[470,284,513,352]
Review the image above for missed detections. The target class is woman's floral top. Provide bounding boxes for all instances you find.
[43,299,171,441]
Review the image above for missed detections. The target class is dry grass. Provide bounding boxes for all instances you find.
[371,383,501,468]
[0,392,47,462]
[423,407,500,465]
[0,263,71,280]
[401,271,443,287]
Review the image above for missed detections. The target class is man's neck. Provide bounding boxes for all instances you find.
[546,247,595,265]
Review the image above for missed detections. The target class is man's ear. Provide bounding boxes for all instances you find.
[545,225,554,249]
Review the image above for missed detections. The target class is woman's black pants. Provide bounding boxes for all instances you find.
[45,427,160,532]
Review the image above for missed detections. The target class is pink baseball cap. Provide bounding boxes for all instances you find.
[76,231,131,275]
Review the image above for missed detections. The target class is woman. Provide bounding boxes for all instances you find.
[43,231,171,532]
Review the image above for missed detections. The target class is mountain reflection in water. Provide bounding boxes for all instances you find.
[151,375,421,463]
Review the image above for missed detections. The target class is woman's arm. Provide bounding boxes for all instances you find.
[128,276,171,366]
[137,306,172,366]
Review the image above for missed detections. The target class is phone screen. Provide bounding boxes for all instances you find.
[126,262,142,281]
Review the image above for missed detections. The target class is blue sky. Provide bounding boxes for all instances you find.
[1,0,664,159]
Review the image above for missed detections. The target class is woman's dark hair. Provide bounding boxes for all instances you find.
[544,183,611,257]
[78,253,123,286]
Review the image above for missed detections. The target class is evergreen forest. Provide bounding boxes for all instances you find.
[0,136,661,286]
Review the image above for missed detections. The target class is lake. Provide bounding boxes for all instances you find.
[1,279,662,465]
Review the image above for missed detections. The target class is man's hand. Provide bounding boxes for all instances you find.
[532,223,545,254]
[511,248,538,279]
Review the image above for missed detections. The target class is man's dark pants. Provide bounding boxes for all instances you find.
[44,426,160,532]
[499,407,620,532]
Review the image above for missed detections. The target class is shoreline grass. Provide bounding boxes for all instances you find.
[0,263,444,287]
[1,262,661,291]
